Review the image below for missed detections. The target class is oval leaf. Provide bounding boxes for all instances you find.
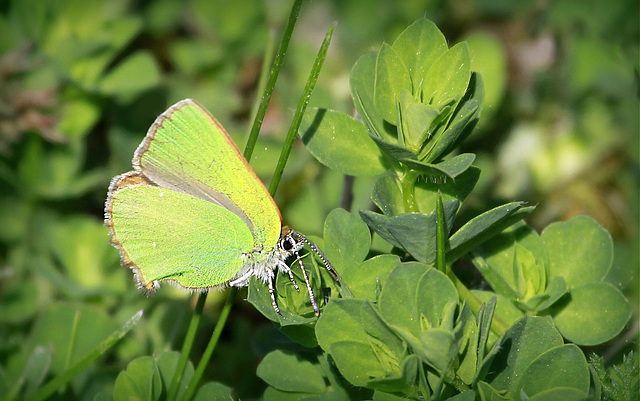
[300,108,386,176]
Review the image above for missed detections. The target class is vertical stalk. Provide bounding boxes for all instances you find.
[244,0,304,162]
[167,294,207,401]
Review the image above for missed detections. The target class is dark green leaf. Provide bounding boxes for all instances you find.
[341,254,400,301]
[400,153,476,179]
[257,350,326,394]
[113,356,162,401]
[360,200,458,263]
[192,382,234,401]
[486,316,563,397]
[520,344,589,397]
[447,202,535,263]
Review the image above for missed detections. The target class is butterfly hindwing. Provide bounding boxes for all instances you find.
[106,173,254,289]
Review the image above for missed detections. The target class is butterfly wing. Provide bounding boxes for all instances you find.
[131,99,281,251]
[106,172,254,290]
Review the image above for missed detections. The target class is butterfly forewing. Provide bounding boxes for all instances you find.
[133,99,282,250]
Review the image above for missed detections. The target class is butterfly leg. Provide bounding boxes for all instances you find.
[293,249,320,316]
[286,270,299,290]
[267,275,282,316]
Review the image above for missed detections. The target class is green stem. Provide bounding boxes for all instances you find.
[399,169,420,212]
[435,191,446,274]
[244,0,303,162]
[181,288,237,401]
[268,22,336,195]
[168,294,207,401]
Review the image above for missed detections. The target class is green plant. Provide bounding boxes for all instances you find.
[248,18,633,400]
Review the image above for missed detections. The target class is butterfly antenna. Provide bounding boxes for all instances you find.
[290,230,340,281]
[293,248,320,316]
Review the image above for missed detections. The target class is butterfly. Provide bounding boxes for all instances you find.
[105,99,338,315]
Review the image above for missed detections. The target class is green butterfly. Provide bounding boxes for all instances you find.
[105,99,338,315]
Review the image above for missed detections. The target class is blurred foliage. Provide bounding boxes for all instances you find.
[0,0,637,400]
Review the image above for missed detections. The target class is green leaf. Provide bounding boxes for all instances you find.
[351,52,394,141]
[448,202,535,263]
[471,290,524,332]
[114,356,162,401]
[372,172,404,216]
[192,382,234,401]
[378,265,461,371]
[257,350,326,394]
[315,299,406,391]
[376,263,428,336]
[360,199,459,263]
[392,18,448,93]
[21,346,53,399]
[472,222,546,299]
[520,345,589,398]
[421,42,471,108]
[552,282,631,346]
[370,133,417,161]
[18,136,106,199]
[397,90,440,152]
[46,216,120,293]
[374,44,412,124]
[156,351,194,401]
[300,108,386,176]
[423,99,479,162]
[99,51,160,101]
[324,208,371,273]
[476,381,514,401]
[486,316,564,398]
[400,153,476,179]
[341,254,400,301]
[541,215,613,288]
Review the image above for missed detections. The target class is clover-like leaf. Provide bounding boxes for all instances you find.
[541,215,612,288]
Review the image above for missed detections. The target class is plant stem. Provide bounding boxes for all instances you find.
[244,0,304,162]
[435,191,447,274]
[399,168,420,212]
[268,21,336,195]
[181,288,236,401]
[168,294,207,401]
